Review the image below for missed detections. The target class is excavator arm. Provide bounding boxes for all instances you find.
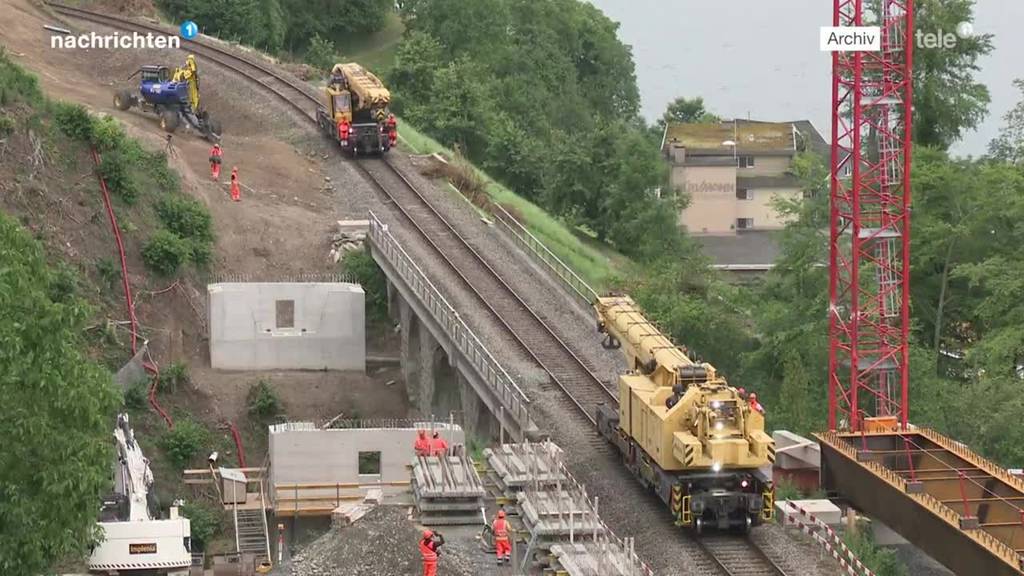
[171,54,200,112]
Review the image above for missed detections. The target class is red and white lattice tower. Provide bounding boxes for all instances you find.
[828,0,915,431]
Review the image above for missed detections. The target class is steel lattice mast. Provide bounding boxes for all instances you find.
[828,0,915,431]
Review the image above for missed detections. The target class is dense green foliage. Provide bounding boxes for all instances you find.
[743,82,1024,466]
[180,501,222,549]
[0,47,41,105]
[156,195,215,265]
[910,0,992,149]
[343,248,388,322]
[844,529,907,576]
[97,151,139,204]
[157,0,391,53]
[0,213,121,574]
[247,379,281,419]
[159,418,210,469]
[388,0,681,260]
[143,229,192,276]
[656,96,719,130]
[162,361,191,393]
[990,79,1024,164]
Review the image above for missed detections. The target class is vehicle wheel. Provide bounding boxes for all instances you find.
[160,110,180,133]
[737,515,752,534]
[695,517,703,535]
[113,89,133,111]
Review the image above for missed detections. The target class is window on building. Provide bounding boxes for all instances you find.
[736,218,754,230]
[736,188,752,200]
[275,300,295,329]
[738,155,756,168]
[358,451,381,475]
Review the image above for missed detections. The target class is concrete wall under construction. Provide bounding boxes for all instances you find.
[208,282,365,371]
[269,422,466,505]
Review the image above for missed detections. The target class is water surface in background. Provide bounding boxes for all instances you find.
[588,0,1024,157]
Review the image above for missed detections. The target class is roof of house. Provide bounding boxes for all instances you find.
[695,230,783,268]
[664,120,796,153]
[663,119,829,160]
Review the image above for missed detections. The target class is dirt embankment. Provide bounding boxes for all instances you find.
[0,0,407,462]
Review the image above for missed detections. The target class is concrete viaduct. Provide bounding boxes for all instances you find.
[366,213,540,442]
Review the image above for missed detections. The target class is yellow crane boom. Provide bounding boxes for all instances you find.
[595,294,773,472]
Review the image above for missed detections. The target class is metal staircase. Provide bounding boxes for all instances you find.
[235,509,268,558]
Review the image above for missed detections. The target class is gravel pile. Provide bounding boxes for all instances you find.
[280,506,484,576]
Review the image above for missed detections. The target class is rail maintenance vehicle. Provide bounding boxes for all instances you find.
[595,294,775,533]
[317,62,394,156]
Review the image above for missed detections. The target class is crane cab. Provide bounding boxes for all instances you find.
[317,62,393,156]
[326,73,353,124]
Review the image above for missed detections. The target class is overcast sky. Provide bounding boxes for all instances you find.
[588,0,1024,157]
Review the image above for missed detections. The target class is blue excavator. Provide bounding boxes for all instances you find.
[113,55,222,141]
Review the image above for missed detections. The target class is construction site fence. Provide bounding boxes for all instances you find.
[367,211,535,437]
[491,204,598,310]
[516,440,655,576]
[211,272,357,284]
[782,500,875,576]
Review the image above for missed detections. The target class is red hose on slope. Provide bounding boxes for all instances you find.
[90,148,173,429]
[228,422,247,468]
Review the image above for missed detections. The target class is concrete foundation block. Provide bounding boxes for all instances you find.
[208,282,365,371]
[777,499,842,527]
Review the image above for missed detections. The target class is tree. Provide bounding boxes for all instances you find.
[0,213,120,574]
[911,0,993,149]
[657,96,720,130]
[989,79,1024,165]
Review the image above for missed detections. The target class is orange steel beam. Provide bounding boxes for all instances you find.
[943,497,1024,504]
[819,431,1024,576]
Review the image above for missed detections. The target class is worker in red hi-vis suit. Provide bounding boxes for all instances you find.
[492,509,511,565]
[338,119,350,145]
[419,529,444,576]
[749,392,764,414]
[430,431,449,457]
[209,143,223,180]
[230,166,240,202]
[386,113,398,147]
[414,429,431,457]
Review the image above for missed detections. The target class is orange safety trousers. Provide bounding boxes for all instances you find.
[493,518,511,558]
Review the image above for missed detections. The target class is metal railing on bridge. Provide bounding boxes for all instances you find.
[367,212,536,438]
[492,204,598,310]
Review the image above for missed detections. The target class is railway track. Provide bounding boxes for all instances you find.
[695,536,791,576]
[47,3,323,124]
[49,6,799,574]
[356,157,616,425]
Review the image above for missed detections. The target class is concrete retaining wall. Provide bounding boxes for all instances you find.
[208,282,365,371]
[269,423,464,495]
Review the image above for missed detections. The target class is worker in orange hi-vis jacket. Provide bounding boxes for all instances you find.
[430,431,449,457]
[492,509,511,565]
[209,143,223,180]
[419,529,444,576]
[230,166,240,202]
[414,429,431,457]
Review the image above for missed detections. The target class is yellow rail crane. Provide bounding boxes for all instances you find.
[316,62,393,156]
[594,294,775,533]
